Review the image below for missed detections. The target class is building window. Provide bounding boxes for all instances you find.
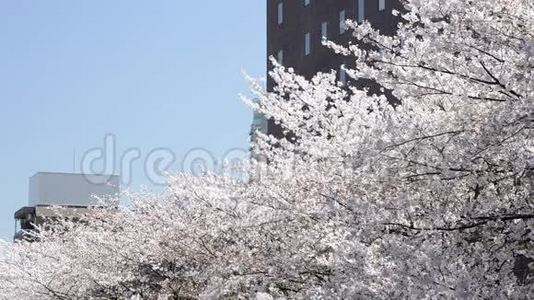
[277,49,284,64]
[339,66,347,85]
[304,33,311,56]
[321,21,328,39]
[339,10,347,34]
[277,2,284,25]
[304,0,310,6]
[358,0,365,22]
[379,0,386,11]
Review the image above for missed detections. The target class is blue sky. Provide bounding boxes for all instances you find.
[0,1,265,240]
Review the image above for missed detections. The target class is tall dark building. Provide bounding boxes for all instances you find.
[265,0,401,136]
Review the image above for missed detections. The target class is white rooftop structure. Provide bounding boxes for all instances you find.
[28,172,120,207]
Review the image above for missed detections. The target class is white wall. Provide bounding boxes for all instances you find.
[28,172,120,207]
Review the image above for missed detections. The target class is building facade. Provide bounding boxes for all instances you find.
[14,172,120,241]
[265,0,401,137]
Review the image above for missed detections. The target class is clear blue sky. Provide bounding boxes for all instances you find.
[0,1,265,240]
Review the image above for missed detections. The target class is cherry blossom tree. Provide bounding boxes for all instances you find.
[0,0,532,298]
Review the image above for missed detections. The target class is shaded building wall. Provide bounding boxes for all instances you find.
[266,0,402,136]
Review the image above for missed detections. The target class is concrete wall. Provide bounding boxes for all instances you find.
[28,172,120,207]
